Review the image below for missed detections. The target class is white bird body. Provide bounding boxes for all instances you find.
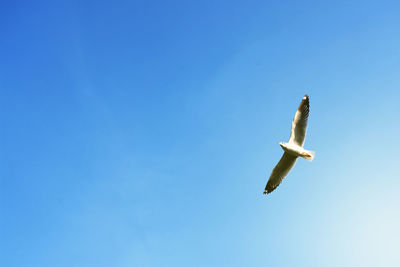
[264,94,315,194]
[279,142,315,162]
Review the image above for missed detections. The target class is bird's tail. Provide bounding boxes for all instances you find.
[302,150,315,162]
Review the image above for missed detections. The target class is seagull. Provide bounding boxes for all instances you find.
[263,94,315,194]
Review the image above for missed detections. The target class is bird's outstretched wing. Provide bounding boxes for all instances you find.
[289,94,309,147]
[264,152,297,194]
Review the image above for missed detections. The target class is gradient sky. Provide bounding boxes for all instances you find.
[1,1,400,266]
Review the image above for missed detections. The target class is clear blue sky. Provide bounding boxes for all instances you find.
[1,1,400,266]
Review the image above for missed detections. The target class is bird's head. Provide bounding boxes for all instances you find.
[278,142,284,147]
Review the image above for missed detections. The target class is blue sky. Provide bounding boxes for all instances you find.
[1,0,400,266]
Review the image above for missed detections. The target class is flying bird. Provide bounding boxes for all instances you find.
[264,94,315,194]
